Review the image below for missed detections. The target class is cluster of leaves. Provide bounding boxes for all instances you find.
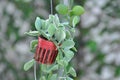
[24,1,84,80]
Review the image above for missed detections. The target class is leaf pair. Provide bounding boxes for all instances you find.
[56,4,85,16]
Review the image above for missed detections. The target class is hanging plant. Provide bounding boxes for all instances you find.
[24,0,84,80]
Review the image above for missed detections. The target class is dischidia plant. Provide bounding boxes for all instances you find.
[24,0,84,80]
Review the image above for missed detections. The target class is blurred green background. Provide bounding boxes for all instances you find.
[0,0,120,80]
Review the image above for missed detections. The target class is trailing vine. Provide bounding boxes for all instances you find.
[23,0,84,80]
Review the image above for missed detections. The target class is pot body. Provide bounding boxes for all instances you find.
[34,37,58,64]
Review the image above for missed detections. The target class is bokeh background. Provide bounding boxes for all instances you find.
[0,0,120,80]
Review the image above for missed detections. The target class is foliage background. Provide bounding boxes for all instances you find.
[0,0,120,80]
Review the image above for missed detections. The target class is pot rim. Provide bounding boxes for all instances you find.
[38,36,57,50]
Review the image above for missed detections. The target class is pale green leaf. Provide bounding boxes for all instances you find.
[63,50,74,62]
[41,64,58,73]
[61,40,75,49]
[24,31,39,36]
[72,16,80,27]
[48,23,56,37]
[55,29,66,42]
[24,59,34,71]
[71,47,77,52]
[35,17,42,31]
[54,14,60,26]
[66,77,73,80]
[66,30,71,39]
[62,22,69,26]
[49,15,54,23]
[56,49,63,61]
[47,64,58,73]
[30,40,38,52]
[70,28,75,33]
[68,67,76,77]
[44,19,53,31]
[41,64,47,72]
[57,59,68,67]
[41,20,47,30]
[70,28,75,38]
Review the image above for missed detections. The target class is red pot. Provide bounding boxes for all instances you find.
[34,37,58,64]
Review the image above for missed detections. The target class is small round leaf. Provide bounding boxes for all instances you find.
[56,4,68,15]
[72,5,85,16]
[61,40,75,49]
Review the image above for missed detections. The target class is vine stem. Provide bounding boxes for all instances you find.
[34,61,37,80]
[50,0,53,14]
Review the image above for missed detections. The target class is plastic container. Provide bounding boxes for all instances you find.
[34,37,58,64]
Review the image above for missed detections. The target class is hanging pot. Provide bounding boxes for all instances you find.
[34,36,58,64]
